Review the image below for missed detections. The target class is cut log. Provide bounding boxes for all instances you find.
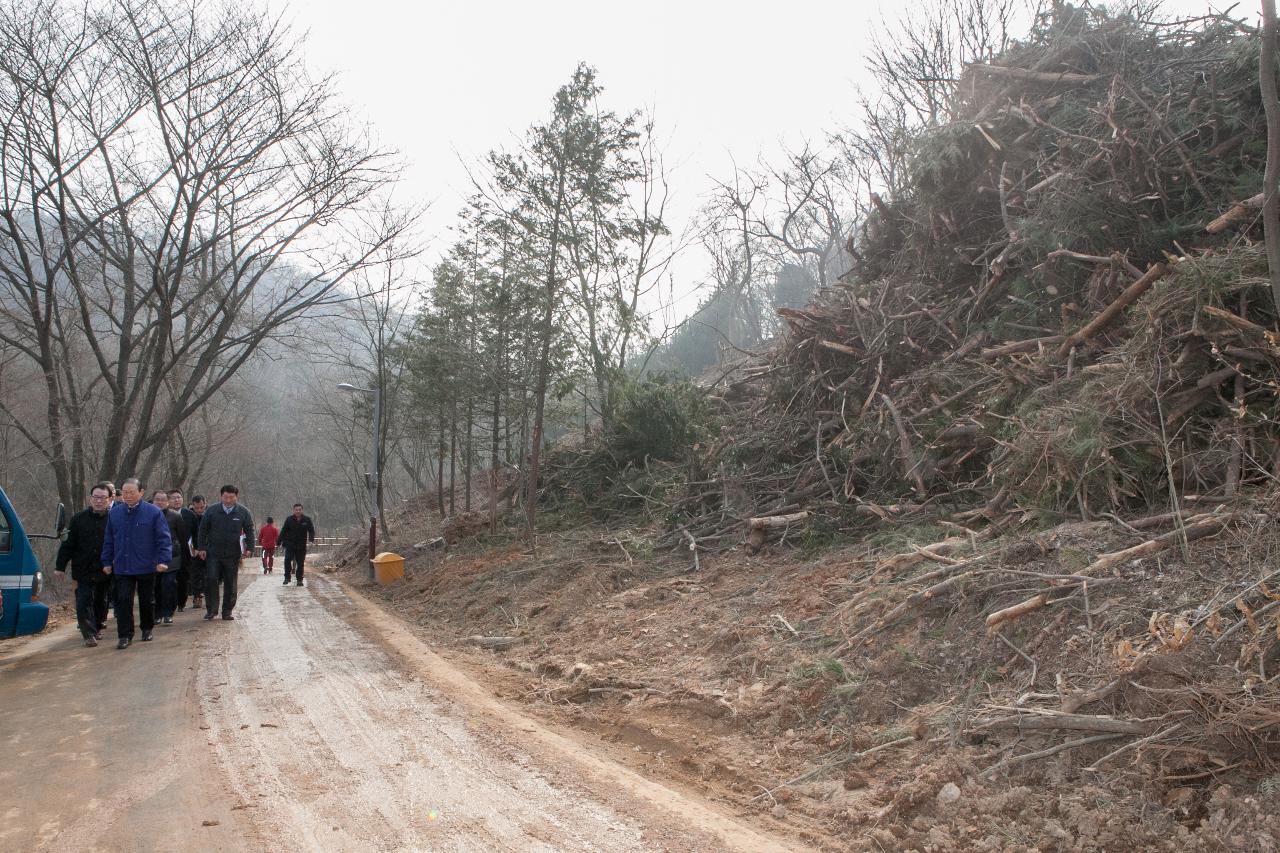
[1203,304,1273,338]
[1076,512,1234,576]
[817,339,862,357]
[1056,262,1172,356]
[1206,193,1264,234]
[978,335,1066,360]
[747,511,810,530]
[980,711,1147,735]
[986,512,1243,631]
[970,64,1101,84]
[985,593,1050,631]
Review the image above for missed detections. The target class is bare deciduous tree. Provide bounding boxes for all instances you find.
[0,0,409,505]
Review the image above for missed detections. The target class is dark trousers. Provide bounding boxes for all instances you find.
[188,556,206,598]
[283,546,306,584]
[205,557,240,617]
[157,570,179,618]
[74,578,109,638]
[176,567,189,610]
[115,574,156,639]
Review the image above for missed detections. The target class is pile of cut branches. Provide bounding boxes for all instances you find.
[670,6,1280,553]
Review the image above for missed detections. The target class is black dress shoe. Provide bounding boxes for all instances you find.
[221,614,235,620]
[141,630,153,641]
[203,613,216,621]
[117,638,131,649]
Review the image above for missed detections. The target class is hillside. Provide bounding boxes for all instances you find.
[328,8,1280,851]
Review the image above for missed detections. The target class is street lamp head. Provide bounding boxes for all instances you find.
[337,382,374,394]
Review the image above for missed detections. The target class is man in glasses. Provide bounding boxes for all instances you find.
[54,483,113,646]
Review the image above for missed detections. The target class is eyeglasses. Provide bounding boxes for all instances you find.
[90,494,109,501]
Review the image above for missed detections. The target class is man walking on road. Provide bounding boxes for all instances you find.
[54,483,112,646]
[168,489,190,611]
[258,517,279,574]
[183,495,206,609]
[101,479,172,649]
[152,490,187,625]
[279,503,316,587]
[198,485,253,620]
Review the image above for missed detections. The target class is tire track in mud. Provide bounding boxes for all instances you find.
[325,579,807,853]
[197,573,656,851]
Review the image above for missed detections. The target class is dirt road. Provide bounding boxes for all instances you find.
[0,571,800,852]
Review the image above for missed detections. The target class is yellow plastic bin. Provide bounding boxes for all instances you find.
[372,551,405,585]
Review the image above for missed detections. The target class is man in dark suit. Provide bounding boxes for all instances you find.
[183,495,206,609]
[279,503,317,587]
[197,485,253,620]
[54,482,112,646]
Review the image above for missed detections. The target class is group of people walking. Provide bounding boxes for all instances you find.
[55,480,317,649]
[256,506,318,586]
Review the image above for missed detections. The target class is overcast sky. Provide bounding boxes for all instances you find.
[268,0,1231,314]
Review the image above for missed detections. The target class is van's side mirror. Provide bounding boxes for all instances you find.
[55,503,66,534]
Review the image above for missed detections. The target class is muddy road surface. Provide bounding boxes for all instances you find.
[0,571,799,852]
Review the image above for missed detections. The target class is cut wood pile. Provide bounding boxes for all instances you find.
[671,8,1276,552]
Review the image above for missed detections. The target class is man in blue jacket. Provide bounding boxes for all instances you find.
[101,478,172,649]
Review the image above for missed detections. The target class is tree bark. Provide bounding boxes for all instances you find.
[1262,0,1280,321]
[525,166,568,552]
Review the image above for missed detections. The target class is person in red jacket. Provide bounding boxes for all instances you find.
[258,517,279,574]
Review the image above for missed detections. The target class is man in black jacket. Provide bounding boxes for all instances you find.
[279,503,316,587]
[167,489,190,611]
[152,489,187,625]
[183,495,206,609]
[197,485,254,620]
[54,483,112,646]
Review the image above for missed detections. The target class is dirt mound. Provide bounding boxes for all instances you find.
[323,486,1280,849]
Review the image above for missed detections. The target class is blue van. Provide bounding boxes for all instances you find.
[0,486,64,638]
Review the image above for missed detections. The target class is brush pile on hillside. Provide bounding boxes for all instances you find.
[534,4,1280,839]
[678,7,1272,546]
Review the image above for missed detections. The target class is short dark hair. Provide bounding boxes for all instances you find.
[152,489,168,500]
[266,516,274,523]
[293,503,303,509]
[103,482,116,496]
[191,494,205,504]
[91,482,111,496]
[168,489,182,498]
[220,484,239,495]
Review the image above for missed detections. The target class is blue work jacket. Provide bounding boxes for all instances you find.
[101,500,173,576]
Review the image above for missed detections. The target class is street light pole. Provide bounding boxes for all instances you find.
[338,382,381,579]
